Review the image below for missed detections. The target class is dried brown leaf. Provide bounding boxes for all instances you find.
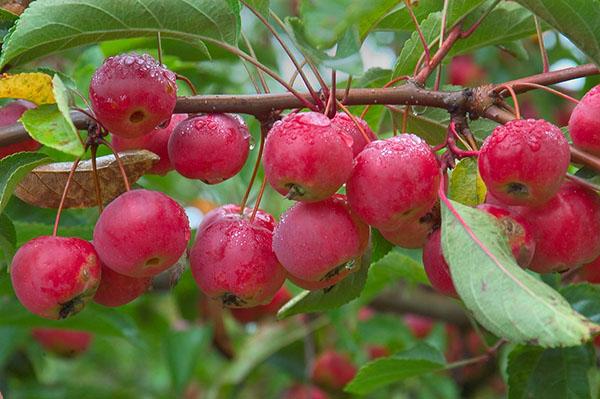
[14,150,159,208]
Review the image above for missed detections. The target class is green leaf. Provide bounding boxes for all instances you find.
[449,2,537,56]
[277,251,371,319]
[0,8,18,43]
[448,158,486,206]
[512,0,600,67]
[286,17,363,75]
[441,198,595,347]
[0,0,241,68]
[562,284,600,324]
[20,104,84,157]
[507,344,596,399]
[393,12,441,78]
[371,228,394,264]
[0,152,50,215]
[345,343,446,394]
[244,0,270,19]
[0,213,15,268]
[165,327,209,394]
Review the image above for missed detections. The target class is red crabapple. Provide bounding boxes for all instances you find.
[367,345,390,360]
[311,350,357,390]
[346,134,440,231]
[478,119,570,207]
[477,203,536,267]
[32,328,93,357]
[199,204,275,234]
[520,181,600,273]
[89,53,177,138]
[448,55,486,86]
[263,112,354,202]
[11,236,101,319]
[93,189,190,277]
[578,256,600,284]
[404,313,435,338]
[380,204,439,248]
[168,114,251,183]
[568,84,600,156]
[282,385,329,399]
[422,229,457,298]
[0,100,39,158]
[230,286,292,323]
[93,261,151,307]
[272,195,370,290]
[190,208,286,307]
[111,113,187,175]
[331,112,377,156]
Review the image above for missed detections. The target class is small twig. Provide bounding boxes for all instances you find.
[176,74,197,96]
[342,75,353,104]
[239,128,266,212]
[324,70,337,118]
[360,75,409,119]
[402,106,410,134]
[445,339,507,370]
[288,59,307,88]
[508,82,579,104]
[434,0,450,90]
[405,0,431,63]
[460,0,501,39]
[534,16,549,73]
[156,32,163,64]
[250,175,268,222]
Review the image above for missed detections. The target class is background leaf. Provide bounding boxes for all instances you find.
[165,327,209,394]
[0,0,242,68]
[448,158,486,206]
[0,152,50,214]
[441,198,594,347]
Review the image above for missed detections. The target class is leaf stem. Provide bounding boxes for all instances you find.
[405,0,431,63]
[534,16,549,73]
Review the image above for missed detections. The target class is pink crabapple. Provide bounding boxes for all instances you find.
[93,261,152,307]
[89,53,177,139]
[0,100,39,158]
[422,229,458,298]
[230,286,292,324]
[346,134,440,231]
[263,111,354,202]
[330,112,377,157]
[478,119,570,207]
[168,113,251,183]
[190,206,286,308]
[272,194,370,290]
[32,328,93,357]
[311,350,357,390]
[282,384,329,399]
[111,113,188,175]
[11,236,101,319]
[380,203,440,249]
[568,84,600,156]
[93,189,190,278]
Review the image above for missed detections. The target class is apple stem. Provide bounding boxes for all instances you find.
[241,32,270,94]
[156,31,163,65]
[342,75,353,104]
[52,153,85,237]
[239,0,321,107]
[508,82,580,104]
[534,17,550,73]
[324,70,337,118]
[175,74,197,96]
[249,175,268,223]
[336,100,373,142]
[99,138,130,191]
[239,129,266,214]
[445,338,507,371]
[496,84,521,119]
[90,144,104,213]
[405,0,431,64]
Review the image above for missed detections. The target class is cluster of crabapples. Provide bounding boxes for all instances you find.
[5,51,600,325]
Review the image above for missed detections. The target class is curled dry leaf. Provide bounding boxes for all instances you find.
[14,150,159,208]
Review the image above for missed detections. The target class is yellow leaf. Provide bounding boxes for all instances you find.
[448,158,487,206]
[0,73,55,105]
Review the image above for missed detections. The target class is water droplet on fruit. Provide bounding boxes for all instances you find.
[248,136,256,150]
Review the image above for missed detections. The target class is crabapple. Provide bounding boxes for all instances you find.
[93,261,151,307]
[89,53,177,138]
[32,328,93,357]
[263,112,354,202]
[367,345,390,360]
[448,55,486,86]
[568,84,600,156]
[111,113,188,175]
[311,350,357,390]
[230,286,292,323]
[380,204,439,248]
[0,100,39,158]
[477,203,536,267]
[11,236,101,319]
[578,256,600,284]
[199,203,275,233]
[520,181,600,273]
[478,119,570,206]
[168,114,251,183]
[272,195,370,290]
[404,313,435,338]
[282,385,329,399]
[330,112,377,156]
[346,134,440,230]
[93,189,190,278]
[190,207,286,307]
[422,229,457,298]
